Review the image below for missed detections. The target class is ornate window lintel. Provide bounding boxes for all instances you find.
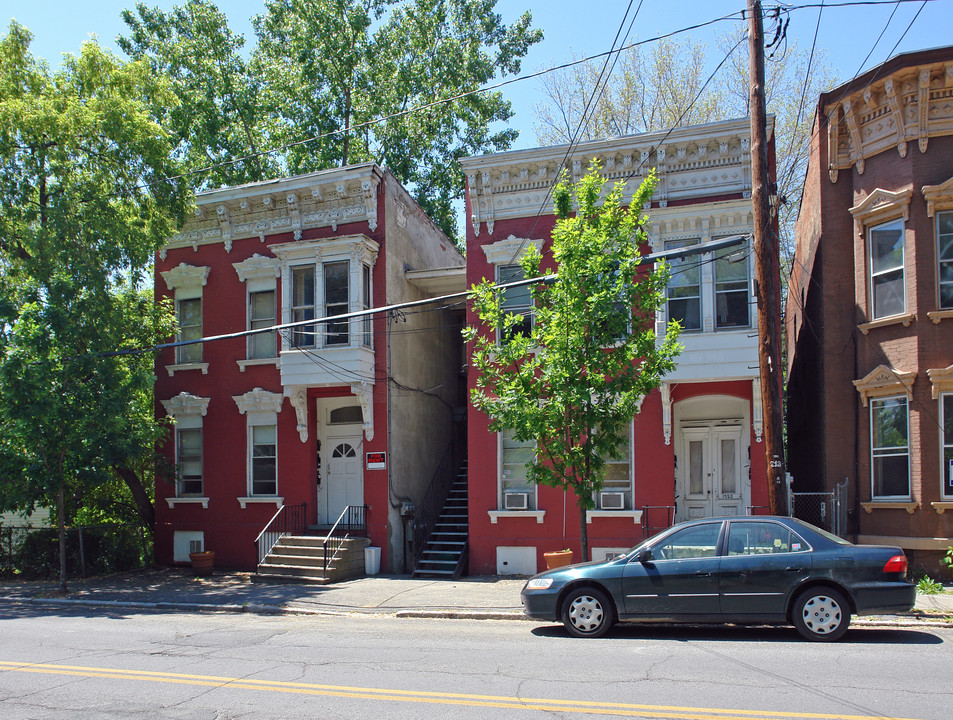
[852,364,916,407]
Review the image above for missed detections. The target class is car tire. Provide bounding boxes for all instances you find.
[562,586,615,638]
[792,587,850,641]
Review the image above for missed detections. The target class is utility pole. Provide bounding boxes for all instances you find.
[748,0,788,515]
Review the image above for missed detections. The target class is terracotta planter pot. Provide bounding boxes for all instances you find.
[189,551,215,576]
[543,550,573,570]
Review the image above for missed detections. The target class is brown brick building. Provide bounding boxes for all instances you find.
[786,47,953,573]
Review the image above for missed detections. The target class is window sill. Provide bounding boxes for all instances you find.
[857,313,915,335]
[237,357,280,372]
[238,496,283,509]
[166,497,209,509]
[930,502,953,514]
[927,309,953,324]
[166,362,209,376]
[586,510,643,524]
[488,510,545,524]
[860,501,918,514]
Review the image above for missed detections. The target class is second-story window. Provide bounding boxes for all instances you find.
[177,298,203,364]
[497,264,533,341]
[939,210,953,310]
[324,260,349,345]
[665,239,701,331]
[714,243,750,329]
[291,266,316,348]
[248,290,277,359]
[868,218,905,319]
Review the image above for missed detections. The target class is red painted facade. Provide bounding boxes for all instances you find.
[461,120,773,575]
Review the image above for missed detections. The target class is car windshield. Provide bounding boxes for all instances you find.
[792,518,853,546]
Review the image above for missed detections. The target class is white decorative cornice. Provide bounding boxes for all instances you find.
[232,254,281,284]
[233,387,284,415]
[270,234,379,265]
[164,164,384,251]
[826,60,953,183]
[922,175,953,217]
[160,263,210,292]
[161,392,210,418]
[852,364,916,406]
[481,235,545,265]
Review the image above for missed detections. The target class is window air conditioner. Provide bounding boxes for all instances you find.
[600,491,626,510]
[503,492,530,510]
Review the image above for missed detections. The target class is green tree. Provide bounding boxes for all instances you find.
[464,163,681,562]
[0,22,185,588]
[120,0,542,241]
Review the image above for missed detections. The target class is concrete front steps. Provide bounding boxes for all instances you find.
[255,535,370,584]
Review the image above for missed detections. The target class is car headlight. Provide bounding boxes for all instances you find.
[525,578,554,590]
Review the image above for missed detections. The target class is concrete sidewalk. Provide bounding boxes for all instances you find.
[1,568,951,626]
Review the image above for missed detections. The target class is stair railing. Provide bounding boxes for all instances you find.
[412,438,462,567]
[254,503,307,567]
[322,504,368,575]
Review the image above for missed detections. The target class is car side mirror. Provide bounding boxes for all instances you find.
[638,548,654,563]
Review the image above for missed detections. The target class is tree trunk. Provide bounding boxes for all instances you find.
[57,484,67,592]
[115,466,155,528]
[578,499,589,563]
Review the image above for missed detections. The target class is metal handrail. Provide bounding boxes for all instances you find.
[255,503,307,566]
[641,505,676,539]
[411,439,461,566]
[322,504,367,575]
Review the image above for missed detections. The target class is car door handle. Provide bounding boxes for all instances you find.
[785,567,805,573]
[695,571,712,577]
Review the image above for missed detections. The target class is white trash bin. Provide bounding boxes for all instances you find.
[364,546,381,575]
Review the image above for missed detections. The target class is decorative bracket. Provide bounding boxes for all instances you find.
[351,381,374,441]
[285,386,309,442]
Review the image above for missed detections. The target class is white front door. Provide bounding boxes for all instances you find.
[318,433,363,525]
[676,423,746,521]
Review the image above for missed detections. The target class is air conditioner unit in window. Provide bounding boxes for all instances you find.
[503,491,530,510]
[600,491,626,510]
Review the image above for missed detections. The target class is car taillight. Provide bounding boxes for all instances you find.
[883,555,907,575]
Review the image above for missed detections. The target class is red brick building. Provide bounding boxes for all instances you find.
[786,47,953,571]
[154,164,465,572]
[460,118,773,575]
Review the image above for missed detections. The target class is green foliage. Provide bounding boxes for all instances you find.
[916,575,944,595]
[465,163,681,559]
[7,526,151,580]
[0,22,184,585]
[943,546,953,574]
[120,0,542,242]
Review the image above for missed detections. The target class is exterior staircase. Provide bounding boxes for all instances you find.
[412,461,468,578]
[255,535,370,584]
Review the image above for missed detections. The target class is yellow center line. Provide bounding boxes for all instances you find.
[0,660,927,720]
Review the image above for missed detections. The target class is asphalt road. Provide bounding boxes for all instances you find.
[0,604,949,719]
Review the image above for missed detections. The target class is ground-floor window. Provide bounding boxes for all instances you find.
[176,428,203,496]
[251,424,278,495]
[942,394,953,499]
[595,426,632,510]
[500,428,536,510]
[870,395,910,499]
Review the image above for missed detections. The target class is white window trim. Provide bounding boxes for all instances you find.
[869,394,912,501]
[936,209,953,311]
[161,392,210,504]
[161,263,211,373]
[234,253,281,363]
[592,422,634,511]
[271,235,379,353]
[941,391,953,501]
[866,217,907,321]
[233,388,283,499]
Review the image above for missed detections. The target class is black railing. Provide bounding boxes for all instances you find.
[323,504,368,575]
[255,503,307,566]
[641,505,676,539]
[412,439,462,566]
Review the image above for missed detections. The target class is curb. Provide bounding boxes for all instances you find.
[2,595,950,627]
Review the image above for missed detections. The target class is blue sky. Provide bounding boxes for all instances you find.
[7,0,952,150]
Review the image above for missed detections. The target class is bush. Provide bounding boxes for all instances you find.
[9,525,151,579]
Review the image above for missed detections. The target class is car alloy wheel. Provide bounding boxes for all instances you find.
[793,587,850,641]
[562,587,615,638]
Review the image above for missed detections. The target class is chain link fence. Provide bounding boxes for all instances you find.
[790,479,848,538]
